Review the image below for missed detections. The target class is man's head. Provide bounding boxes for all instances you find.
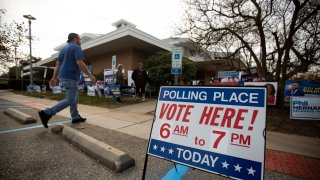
[291,82,300,90]
[117,64,123,70]
[138,63,143,70]
[67,33,81,45]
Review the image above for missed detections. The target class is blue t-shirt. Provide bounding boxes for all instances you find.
[57,42,85,81]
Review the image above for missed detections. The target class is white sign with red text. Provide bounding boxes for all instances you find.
[147,86,267,180]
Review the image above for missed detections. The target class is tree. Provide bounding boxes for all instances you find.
[293,66,320,81]
[0,9,28,78]
[146,51,197,91]
[179,0,320,105]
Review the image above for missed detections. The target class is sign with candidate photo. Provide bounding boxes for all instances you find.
[284,80,320,102]
[147,86,267,180]
[244,82,278,105]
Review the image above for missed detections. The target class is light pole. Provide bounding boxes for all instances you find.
[23,14,36,85]
[13,43,19,79]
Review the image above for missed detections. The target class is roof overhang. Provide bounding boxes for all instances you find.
[37,26,173,67]
[82,26,173,58]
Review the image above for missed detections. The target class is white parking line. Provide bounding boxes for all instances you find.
[0,106,31,109]
[0,120,70,134]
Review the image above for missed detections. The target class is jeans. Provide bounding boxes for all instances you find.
[44,78,80,120]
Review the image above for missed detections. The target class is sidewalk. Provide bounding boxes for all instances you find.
[1,90,319,179]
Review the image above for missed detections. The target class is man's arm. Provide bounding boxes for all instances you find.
[76,60,96,84]
[50,61,60,86]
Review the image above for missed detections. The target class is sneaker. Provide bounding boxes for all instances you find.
[38,110,52,128]
[72,116,86,124]
[142,97,145,101]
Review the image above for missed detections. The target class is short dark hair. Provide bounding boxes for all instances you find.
[67,33,79,43]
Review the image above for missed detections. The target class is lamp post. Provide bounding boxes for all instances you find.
[23,14,36,85]
[13,43,19,79]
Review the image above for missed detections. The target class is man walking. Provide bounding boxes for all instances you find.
[38,33,96,128]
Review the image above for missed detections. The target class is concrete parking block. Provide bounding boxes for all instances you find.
[3,108,37,124]
[62,125,135,172]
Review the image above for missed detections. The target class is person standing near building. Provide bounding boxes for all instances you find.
[38,33,96,128]
[115,64,126,103]
[132,63,149,101]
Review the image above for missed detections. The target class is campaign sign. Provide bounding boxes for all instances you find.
[218,71,241,86]
[103,84,120,97]
[290,97,320,120]
[218,71,241,79]
[52,86,62,94]
[104,69,114,85]
[87,86,95,96]
[244,82,278,106]
[147,86,267,180]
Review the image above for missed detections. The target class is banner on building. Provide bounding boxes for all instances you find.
[244,82,278,105]
[290,97,320,120]
[147,86,267,180]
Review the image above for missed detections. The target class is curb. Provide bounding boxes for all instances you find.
[62,125,135,172]
[4,108,37,124]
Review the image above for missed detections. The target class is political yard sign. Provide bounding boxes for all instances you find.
[147,86,267,180]
[290,97,320,120]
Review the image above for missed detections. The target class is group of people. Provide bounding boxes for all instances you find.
[38,32,149,129]
[115,62,149,102]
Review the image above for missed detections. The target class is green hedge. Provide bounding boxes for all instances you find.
[8,79,50,90]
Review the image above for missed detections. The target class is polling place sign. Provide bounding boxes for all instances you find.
[147,86,267,180]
